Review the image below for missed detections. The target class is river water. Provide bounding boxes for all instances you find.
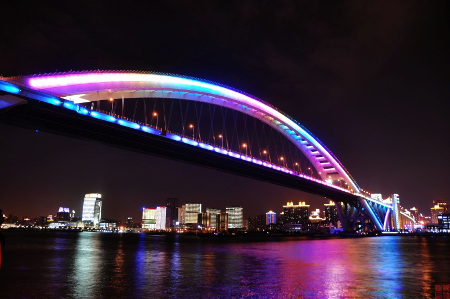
[0,230,449,298]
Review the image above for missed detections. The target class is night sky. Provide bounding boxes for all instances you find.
[0,1,449,221]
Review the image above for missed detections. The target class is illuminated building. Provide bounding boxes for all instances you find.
[178,205,186,224]
[409,207,419,223]
[431,199,447,224]
[198,212,210,228]
[226,206,243,229]
[438,214,450,231]
[206,208,221,229]
[57,207,71,221]
[431,204,445,224]
[156,206,167,230]
[266,211,276,225]
[309,209,325,223]
[433,200,448,212]
[185,203,202,224]
[82,193,102,227]
[166,198,180,228]
[283,201,310,225]
[324,201,339,226]
[217,212,228,231]
[142,208,156,229]
[142,206,167,230]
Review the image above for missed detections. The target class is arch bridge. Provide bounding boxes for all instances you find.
[0,71,414,233]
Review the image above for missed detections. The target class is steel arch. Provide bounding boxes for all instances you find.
[7,71,360,192]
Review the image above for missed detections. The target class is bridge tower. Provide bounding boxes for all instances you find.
[391,194,400,231]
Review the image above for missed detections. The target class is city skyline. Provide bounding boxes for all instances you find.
[0,2,448,221]
[2,189,443,227]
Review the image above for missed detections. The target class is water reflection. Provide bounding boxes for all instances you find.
[111,235,125,294]
[1,231,449,298]
[69,232,103,298]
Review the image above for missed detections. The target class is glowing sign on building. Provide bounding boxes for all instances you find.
[58,207,70,213]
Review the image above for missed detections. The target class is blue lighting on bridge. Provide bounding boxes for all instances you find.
[199,143,214,151]
[118,119,140,129]
[227,152,238,158]
[89,111,117,123]
[141,126,160,135]
[77,107,89,115]
[63,101,77,110]
[168,135,182,141]
[0,81,21,94]
[181,137,199,146]
[33,94,62,106]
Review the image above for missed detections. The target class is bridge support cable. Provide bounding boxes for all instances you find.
[167,98,174,132]
[208,104,216,145]
[220,106,229,149]
[162,97,167,131]
[194,101,203,141]
[231,109,239,152]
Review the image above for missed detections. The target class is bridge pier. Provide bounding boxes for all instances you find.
[334,200,379,234]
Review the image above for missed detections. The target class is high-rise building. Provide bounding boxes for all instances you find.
[409,207,419,223]
[309,209,324,223]
[178,205,186,225]
[431,204,445,224]
[142,208,157,229]
[166,198,180,228]
[438,214,450,230]
[226,206,243,229]
[266,211,276,225]
[142,206,167,230]
[82,193,102,227]
[324,201,339,226]
[217,212,228,231]
[185,203,202,224]
[433,200,448,213]
[206,208,221,229]
[57,207,71,221]
[283,201,309,225]
[198,212,210,228]
[156,206,167,230]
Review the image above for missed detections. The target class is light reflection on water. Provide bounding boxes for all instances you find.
[1,231,449,298]
[69,232,103,298]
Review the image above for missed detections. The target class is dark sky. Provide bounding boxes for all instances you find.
[0,1,449,221]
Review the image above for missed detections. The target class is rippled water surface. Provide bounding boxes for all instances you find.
[1,231,449,298]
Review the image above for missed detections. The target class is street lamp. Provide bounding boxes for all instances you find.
[153,112,158,128]
[294,162,300,173]
[279,156,285,167]
[109,98,114,114]
[262,149,268,161]
[189,124,195,139]
[218,134,224,148]
[242,143,248,155]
